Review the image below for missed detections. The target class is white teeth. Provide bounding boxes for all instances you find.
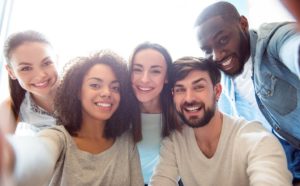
[222,58,231,66]
[96,103,112,107]
[138,87,152,91]
[186,106,200,111]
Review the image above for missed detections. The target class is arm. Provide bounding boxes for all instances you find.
[269,23,300,77]
[130,144,144,186]
[0,98,17,133]
[245,128,293,185]
[149,136,179,186]
[6,129,63,186]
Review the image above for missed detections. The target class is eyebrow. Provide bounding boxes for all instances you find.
[133,64,163,69]
[17,57,52,66]
[87,77,119,84]
[174,77,207,87]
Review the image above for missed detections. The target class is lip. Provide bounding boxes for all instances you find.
[216,56,235,72]
[95,101,113,111]
[136,85,154,93]
[32,79,50,88]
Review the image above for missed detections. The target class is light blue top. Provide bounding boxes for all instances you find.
[15,92,56,136]
[137,113,162,184]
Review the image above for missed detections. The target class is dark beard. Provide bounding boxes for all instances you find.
[177,100,216,128]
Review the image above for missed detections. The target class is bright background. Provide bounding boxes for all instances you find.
[0,0,295,100]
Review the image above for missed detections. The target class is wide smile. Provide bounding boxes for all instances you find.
[184,105,202,113]
[218,56,234,70]
[32,79,50,88]
[95,102,113,111]
[136,86,154,93]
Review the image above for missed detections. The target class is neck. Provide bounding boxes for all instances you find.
[193,111,223,158]
[140,98,161,113]
[77,117,106,140]
[31,91,55,113]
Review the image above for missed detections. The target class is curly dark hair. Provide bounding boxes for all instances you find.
[55,50,139,141]
[129,42,180,138]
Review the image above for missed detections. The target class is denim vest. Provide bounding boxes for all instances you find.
[219,22,300,148]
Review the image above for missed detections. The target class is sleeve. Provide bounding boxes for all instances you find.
[269,23,300,77]
[129,143,144,186]
[149,136,179,186]
[7,128,64,186]
[242,124,293,186]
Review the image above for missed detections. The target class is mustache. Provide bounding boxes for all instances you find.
[182,101,204,108]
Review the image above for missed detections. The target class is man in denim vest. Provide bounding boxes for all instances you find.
[194,1,300,184]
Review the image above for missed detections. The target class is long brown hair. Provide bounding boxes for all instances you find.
[129,42,180,139]
[3,30,52,119]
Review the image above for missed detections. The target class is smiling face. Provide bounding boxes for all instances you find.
[131,48,168,107]
[173,70,221,128]
[196,15,250,76]
[80,64,120,124]
[6,42,58,98]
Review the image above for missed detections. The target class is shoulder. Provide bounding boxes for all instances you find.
[38,125,69,146]
[228,116,280,151]
[257,22,298,40]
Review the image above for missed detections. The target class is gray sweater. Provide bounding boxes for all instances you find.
[11,125,144,186]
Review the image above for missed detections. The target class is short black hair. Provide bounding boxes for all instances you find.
[195,1,240,27]
[172,56,221,87]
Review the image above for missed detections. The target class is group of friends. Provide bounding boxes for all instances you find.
[0,1,300,186]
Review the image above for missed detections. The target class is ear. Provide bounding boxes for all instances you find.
[5,65,17,80]
[164,78,168,84]
[239,16,249,31]
[214,83,222,101]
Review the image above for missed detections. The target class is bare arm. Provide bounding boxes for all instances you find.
[0,98,17,134]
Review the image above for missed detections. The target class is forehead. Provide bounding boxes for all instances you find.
[196,16,231,46]
[10,42,54,64]
[133,48,166,67]
[176,70,211,85]
[84,64,117,81]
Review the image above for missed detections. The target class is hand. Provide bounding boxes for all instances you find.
[0,129,15,185]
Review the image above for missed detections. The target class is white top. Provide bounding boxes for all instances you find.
[9,125,144,186]
[233,57,271,131]
[137,113,162,184]
[149,114,292,186]
[16,92,56,136]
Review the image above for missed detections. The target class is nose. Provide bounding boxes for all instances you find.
[100,86,111,98]
[141,71,150,83]
[185,88,195,103]
[212,48,225,62]
[36,69,48,79]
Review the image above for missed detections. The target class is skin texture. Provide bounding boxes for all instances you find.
[75,64,121,154]
[173,70,221,128]
[6,42,59,111]
[196,16,250,76]
[131,48,167,113]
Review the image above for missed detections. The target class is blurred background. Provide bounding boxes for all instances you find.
[0,0,295,99]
